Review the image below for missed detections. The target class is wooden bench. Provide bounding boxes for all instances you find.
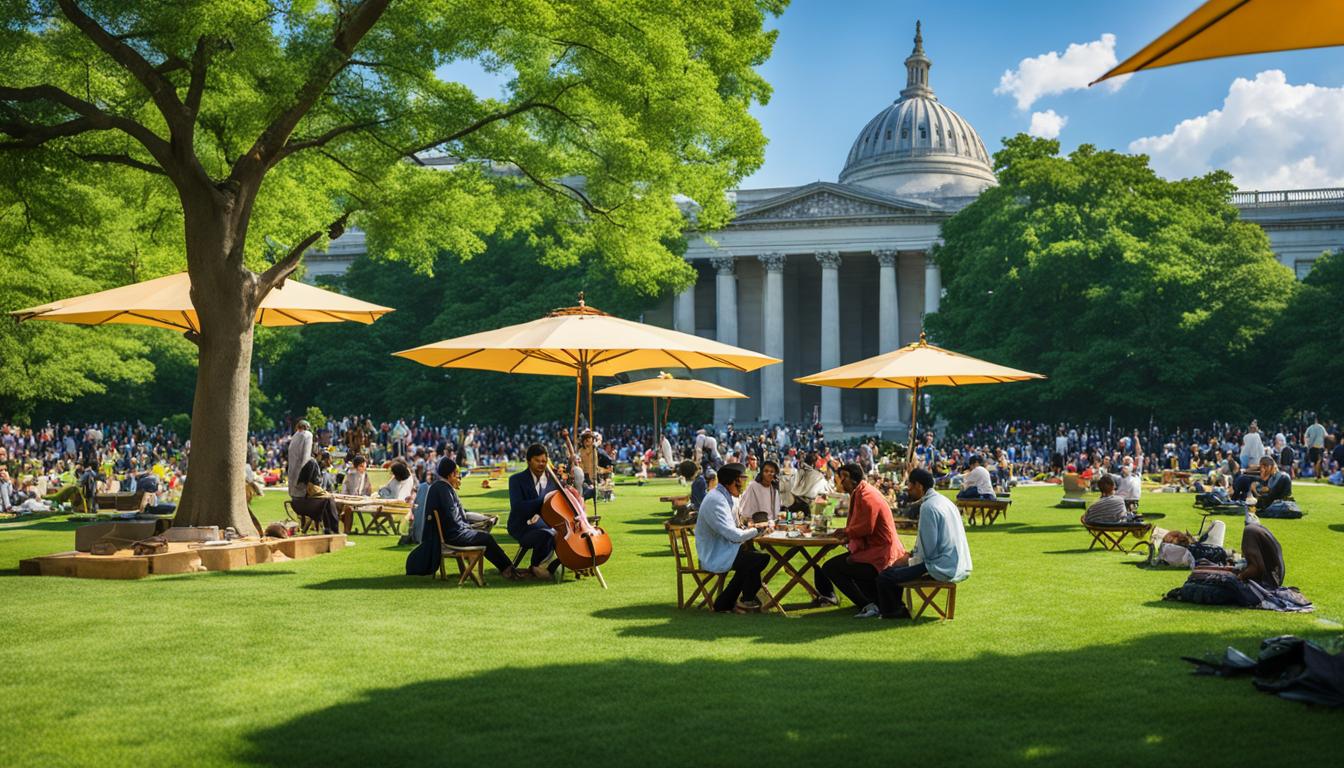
[666,522,724,610]
[1080,514,1152,552]
[659,495,690,515]
[93,489,148,514]
[955,497,1010,526]
[899,577,957,620]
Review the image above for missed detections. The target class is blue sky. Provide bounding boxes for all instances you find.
[443,1,1344,192]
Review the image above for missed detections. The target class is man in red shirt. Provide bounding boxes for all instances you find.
[814,463,905,617]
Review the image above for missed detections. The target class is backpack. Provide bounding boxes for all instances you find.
[1260,500,1303,519]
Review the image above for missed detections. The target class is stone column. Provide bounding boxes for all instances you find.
[923,250,942,316]
[758,253,786,425]
[711,255,738,425]
[673,263,696,336]
[875,249,904,436]
[816,250,842,433]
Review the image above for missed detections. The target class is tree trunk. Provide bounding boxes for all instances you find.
[173,203,260,535]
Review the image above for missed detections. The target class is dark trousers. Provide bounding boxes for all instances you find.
[513,527,556,567]
[956,488,996,500]
[877,562,928,618]
[714,546,770,612]
[448,529,514,573]
[815,554,879,607]
[291,496,340,534]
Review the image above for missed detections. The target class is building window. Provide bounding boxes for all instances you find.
[919,126,927,139]
[885,129,892,141]
[901,128,908,139]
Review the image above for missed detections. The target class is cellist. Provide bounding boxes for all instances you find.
[507,444,564,580]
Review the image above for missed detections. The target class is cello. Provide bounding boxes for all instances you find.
[540,460,613,586]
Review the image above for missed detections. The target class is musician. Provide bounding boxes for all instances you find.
[407,457,521,580]
[695,463,772,613]
[507,443,563,579]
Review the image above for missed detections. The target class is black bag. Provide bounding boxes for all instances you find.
[1260,500,1303,519]
[1183,635,1344,708]
[1166,569,1254,606]
[1187,542,1229,565]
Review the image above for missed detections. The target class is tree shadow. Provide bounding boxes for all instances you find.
[1001,523,1080,535]
[304,573,562,591]
[588,602,908,643]
[1329,524,1344,534]
[154,569,298,582]
[239,632,1338,767]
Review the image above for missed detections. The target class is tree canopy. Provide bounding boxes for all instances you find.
[1269,251,1344,418]
[926,134,1298,426]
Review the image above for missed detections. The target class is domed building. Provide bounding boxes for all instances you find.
[677,23,997,435]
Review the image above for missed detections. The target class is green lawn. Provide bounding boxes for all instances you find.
[2,478,1341,766]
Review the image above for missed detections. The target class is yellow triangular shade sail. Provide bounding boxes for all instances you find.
[10,272,393,332]
[1093,0,1344,84]
[394,303,779,377]
[596,373,746,400]
[794,335,1045,389]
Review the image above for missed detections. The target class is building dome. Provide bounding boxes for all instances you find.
[839,23,997,198]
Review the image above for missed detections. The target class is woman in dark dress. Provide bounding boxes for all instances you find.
[405,458,521,579]
[290,458,340,534]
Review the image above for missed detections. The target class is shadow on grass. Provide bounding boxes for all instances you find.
[304,573,566,591]
[637,550,672,558]
[1042,548,1111,555]
[154,569,298,582]
[588,602,904,643]
[1003,524,1082,535]
[1329,524,1344,534]
[240,632,1336,767]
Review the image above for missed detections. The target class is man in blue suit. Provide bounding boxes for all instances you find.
[508,443,561,579]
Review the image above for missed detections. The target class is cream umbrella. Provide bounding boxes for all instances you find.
[394,296,778,433]
[596,371,747,439]
[1092,0,1344,84]
[795,333,1045,466]
[10,271,393,332]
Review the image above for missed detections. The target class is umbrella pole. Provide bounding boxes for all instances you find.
[906,379,921,470]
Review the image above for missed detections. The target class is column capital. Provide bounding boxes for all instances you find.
[873,249,899,267]
[710,255,736,275]
[758,252,787,272]
[924,252,938,268]
[814,250,841,269]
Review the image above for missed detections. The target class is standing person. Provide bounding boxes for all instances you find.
[1305,416,1327,479]
[814,463,903,616]
[406,458,521,580]
[876,468,972,620]
[1240,421,1264,472]
[507,444,562,579]
[286,420,313,500]
[695,463,772,613]
[1053,428,1069,475]
[658,431,675,470]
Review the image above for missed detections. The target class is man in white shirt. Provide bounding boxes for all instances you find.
[658,432,675,469]
[1240,422,1264,471]
[955,455,996,500]
[1053,429,1069,474]
[1305,417,1327,479]
[1116,462,1142,509]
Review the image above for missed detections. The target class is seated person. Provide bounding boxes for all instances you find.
[338,454,373,533]
[406,457,520,580]
[1253,456,1292,511]
[507,443,562,579]
[685,461,714,510]
[781,452,831,517]
[1116,463,1142,510]
[955,455,996,500]
[1229,464,1259,501]
[815,463,904,616]
[1085,475,1142,525]
[736,460,780,523]
[378,461,415,501]
[290,458,340,534]
[876,468,972,620]
[1238,516,1284,589]
[694,463,772,613]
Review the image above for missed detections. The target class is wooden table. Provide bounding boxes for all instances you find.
[755,532,846,616]
[331,494,411,535]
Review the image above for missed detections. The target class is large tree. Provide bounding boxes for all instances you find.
[1269,251,1344,418]
[927,135,1296,426]
[1,0,782,531]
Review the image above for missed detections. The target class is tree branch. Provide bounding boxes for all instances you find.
[70,151,166,175]
[0,84,172,162]
[278,116,392,159]
[511,159,618,222]
[256,211,353,293]
[184,36,211,119]
[233,0,392,183]
[317,148,381,188]
[400,81,586,157]
[54,0,190,135]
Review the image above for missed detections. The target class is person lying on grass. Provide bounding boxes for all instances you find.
[1085,474,1143,526]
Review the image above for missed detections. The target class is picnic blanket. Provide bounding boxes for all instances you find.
[1164,570,1313,612]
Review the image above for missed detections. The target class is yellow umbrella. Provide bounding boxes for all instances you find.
[795,333,1045,466]
[395,297,778,432]
[10,272,393,332]
[596,371,746,438]
[1092,0,1344,84]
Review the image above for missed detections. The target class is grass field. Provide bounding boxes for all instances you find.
[1,476,1341,767]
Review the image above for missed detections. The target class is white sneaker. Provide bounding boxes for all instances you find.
[854,603,880,619]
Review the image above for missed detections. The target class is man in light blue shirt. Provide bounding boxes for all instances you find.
[876,468,972,620]
[695,463,772,613]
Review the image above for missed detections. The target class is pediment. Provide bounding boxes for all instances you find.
[733,182,940,223]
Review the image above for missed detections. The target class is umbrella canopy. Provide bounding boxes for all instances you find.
[596,373,747,400]
[394,301,779,377]
[794,334,1044,389]
[796,333,1044,466]
[10,272,393,332]
[1092,0,1344,84]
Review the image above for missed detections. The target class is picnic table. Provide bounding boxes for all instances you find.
[755,531,846,616]
[331,493,412,535]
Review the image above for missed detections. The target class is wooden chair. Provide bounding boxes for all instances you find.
[283,500,321,535]
[659,495,690,515]
[899,577,957,620]
[665,522,725,609]
[1080,514,1152,552]
[432,514,486,587]
[955,497,1010,526]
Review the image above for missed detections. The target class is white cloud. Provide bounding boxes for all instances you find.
[1130,70,1344,190]
[996,33,1128,110]
[1028,110,1068,139]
